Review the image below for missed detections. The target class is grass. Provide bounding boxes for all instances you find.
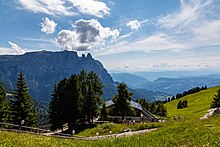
[164,85,220,119]
[1,114,220,146]
[1,86,220,146]
[76,122,160,137]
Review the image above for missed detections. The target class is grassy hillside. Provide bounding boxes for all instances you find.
[1,86,220,146]
[165,85,220,119]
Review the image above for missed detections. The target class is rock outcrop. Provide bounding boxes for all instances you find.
[200,108,220,119]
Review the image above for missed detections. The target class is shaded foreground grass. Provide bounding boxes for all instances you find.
[1,114,220,146]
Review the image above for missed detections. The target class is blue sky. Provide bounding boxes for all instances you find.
[0,0,220,72]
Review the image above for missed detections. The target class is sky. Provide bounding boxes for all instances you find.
[0,0,220,72]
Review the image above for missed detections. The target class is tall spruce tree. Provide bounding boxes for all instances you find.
[49,83,62,131]
[83,71,103,124]
[10,71,38,126]
[65,74,82,129]
[0,83,9,122]
[112,83,132,120]
[211,88,220,108]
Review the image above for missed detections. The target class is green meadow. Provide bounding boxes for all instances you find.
[1,86,220,146]
[165,85,220,119]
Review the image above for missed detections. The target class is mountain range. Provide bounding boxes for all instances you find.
[0,51,116,102]
[1,51,219,104]
[110,72,220,95]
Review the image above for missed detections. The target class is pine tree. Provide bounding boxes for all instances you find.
[65,74,82,129]
[83,71,103,124]
[10,71,38,126]
[112,83,132,120]
[138,98,150,110]
[211,88,220,108]
[100,103,108,121]
[0,83,9,122]
[150,102,156,114]
[49,83,62,131]
[156,103,167,117]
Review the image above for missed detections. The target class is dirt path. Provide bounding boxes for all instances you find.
[79,128,158,140]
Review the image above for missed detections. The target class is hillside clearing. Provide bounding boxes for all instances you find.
[164,86,220,119]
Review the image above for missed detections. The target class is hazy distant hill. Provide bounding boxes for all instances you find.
[0,51,116,102]
[134,71,220,81]
[110,73,150,88]
[129,88,170,103]
[113,81,170,103]
[140,77,220,95]
[111,72,220,96]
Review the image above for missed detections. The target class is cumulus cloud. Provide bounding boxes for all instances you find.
[0,42,26,55]
[40,17,57,34]
[127,20,141,31]
[18,0,110,17]
[68,0,110,18]
[8,41,26,54]
[126,19,148,31]
[56,19,119,51]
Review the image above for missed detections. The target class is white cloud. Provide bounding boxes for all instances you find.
[8,41,26,54]
[191,20,220,46]
[126,19,148,31]
[156,0,220,50]
[56,19,119,51]
[96,33,185,56]
[18,0,110,17]
[68,0,110,18]
[127,20,141,31]
[157,0,213,30]
[18,0,77,16]
[40,17,57,34]
[0,42,26,55]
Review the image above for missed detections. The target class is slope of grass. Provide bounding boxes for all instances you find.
[0,114,220,146]
[164,86,220,119]
[1,86,220,146]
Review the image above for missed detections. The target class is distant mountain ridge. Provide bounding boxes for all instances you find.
[110,73,150,88]
[0,51,116,102]
[111,72,220,96]
[140,77,220,95]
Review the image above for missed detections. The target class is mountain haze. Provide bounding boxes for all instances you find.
[110,73,150,88]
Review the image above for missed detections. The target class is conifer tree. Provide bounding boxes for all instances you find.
[150,102,156,114]
[100,103,108,121]
[156,103,167,117]
[0,83,9,122]
[49,83,62,131]
[112,83,132,120]
[83,71,103,124]
[10,71,38,126]
[65,74,82,129]
[211,88,220,108]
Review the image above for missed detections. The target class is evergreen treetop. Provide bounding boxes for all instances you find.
[211,88,220,108]
[10,70,38,126]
